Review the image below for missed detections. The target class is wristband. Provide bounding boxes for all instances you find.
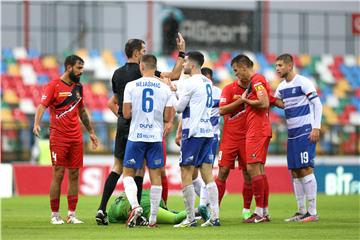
[178,51,185,58]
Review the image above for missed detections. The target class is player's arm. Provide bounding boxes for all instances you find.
[270,95,284,109]
[242,83,270,108]
[107,94,119,117]
[308,92,323,143]
[175,118,182,146]
[122,103,131,120]
[219,98,244,115]
[33,104,47,138]
[160,33,185,80]
[163,107,175,137]
[78,107,99,149]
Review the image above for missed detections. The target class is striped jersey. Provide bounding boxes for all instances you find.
[275,74,320,139]
[174,74,214,139]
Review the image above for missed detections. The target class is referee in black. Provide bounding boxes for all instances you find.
[96,33,186,225]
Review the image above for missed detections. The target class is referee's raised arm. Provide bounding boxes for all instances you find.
[160,32,186,81]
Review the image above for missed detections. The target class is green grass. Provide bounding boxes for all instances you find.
[2,194,360,240]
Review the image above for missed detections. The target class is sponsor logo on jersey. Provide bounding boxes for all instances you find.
[41,95,47,101]
[292,88,296,94]
[139,123,153,129]
[251,153,256,158]
[59,92,72,97]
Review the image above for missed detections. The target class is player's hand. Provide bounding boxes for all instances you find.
[175,134,181,146]
[33,124,41,138]
[90,133,99,150]
[176,32,185,52]
[241,89,248,102]
[309,128,320,143]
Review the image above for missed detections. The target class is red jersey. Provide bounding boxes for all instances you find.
[219,81,247,142]
[41,78,84,142]
[245,73,272,137]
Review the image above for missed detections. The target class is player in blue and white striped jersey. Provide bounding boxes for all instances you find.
[171,51,220,227]
[274,54,323,223]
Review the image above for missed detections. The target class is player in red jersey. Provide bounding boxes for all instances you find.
[33,55,99,225]
[228,54,272,223]
[215,76,253,220]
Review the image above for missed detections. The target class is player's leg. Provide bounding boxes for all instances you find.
[66,140,84,224]
[123,140,146,227]
[239,139,253,219]
[259,138,271,220]
[49,165,65,224]
[286,135,317,222]
[241,169,253,220]
[174,138,197,228]
[298,167,318,222]
[146,141,164,227]
[198,138,220,227]
[96,120,127,225]
[134,166,145,204]
[67,167,83,224]
[243,137,269,223]
[49,141,67,224]
[161,139,169,205]
[216,143,237,205]
[148,168,162,227]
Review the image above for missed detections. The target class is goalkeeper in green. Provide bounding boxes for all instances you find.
[108,190,187,225]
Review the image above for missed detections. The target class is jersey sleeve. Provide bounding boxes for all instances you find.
[123,82,132,103]
[174,81,193,113]
[219,86,231,107]
[111,70,119,94]
[274,85,282,99]
[301,77,318,100]
[40,82,56,107]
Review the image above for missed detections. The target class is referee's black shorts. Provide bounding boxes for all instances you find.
[114,116,130,160]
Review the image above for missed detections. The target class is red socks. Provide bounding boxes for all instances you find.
[263,175,269,208]
[215,178,226,205]
[161,175,168,204]
[242,182,253,209]
[251,175,265,208]
[50,198,60,212]
[67,195,78,212]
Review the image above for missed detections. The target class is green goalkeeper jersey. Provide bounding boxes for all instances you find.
[108,189,166,223]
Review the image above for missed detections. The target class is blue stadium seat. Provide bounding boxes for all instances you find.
[37,74,49,85]
[89,49,100,58]
[28,49,40,58]
[92,111,103,122]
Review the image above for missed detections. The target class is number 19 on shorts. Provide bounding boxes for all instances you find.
[300,151,308,164]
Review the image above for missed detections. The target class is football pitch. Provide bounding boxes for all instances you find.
[2,194,359,240]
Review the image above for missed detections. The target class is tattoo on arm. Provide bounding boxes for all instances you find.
[79,108,93,133]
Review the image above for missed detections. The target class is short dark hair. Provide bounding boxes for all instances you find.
[125,39,145,58]
[141,54,157,70]
[186,51,204,67]
[230,54,253,68]
[64,55,84,69]
[201,67,213,79]
[276,54,293,64]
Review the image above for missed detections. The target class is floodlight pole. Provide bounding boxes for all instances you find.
[147,0,153,52]
[24,0,29,51]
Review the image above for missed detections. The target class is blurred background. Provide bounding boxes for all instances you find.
[1,1,359,197]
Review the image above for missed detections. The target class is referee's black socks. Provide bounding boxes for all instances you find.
[134,176,144,204]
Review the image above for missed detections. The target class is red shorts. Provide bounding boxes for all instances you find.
[50,139,83,168]
[217,138,246,169]
[246,136,271,164]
